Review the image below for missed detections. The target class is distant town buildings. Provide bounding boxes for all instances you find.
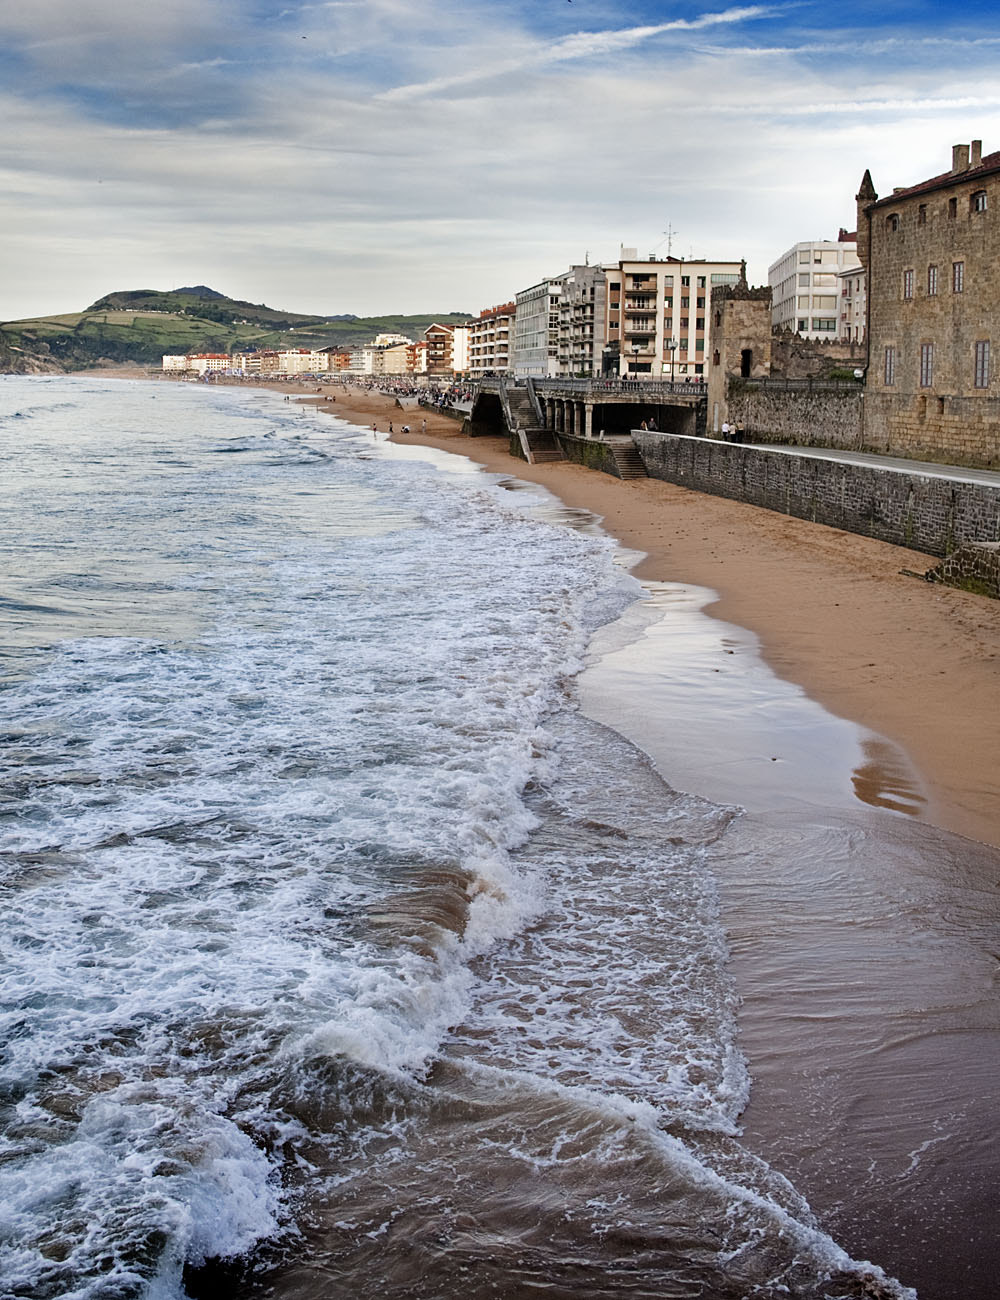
[768,234,861,339]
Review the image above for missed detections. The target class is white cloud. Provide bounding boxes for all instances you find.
[1,2,998,322]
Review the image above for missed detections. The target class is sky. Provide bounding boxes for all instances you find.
[2,0,999,321]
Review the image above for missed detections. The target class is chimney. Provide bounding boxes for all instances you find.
[952,143,971,173]
[972,139,983,167]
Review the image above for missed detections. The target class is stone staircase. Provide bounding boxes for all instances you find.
[605,437,648,479]
[501,378,565,464]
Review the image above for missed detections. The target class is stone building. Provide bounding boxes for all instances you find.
[706,274,773,434]
[857,139,1000,467]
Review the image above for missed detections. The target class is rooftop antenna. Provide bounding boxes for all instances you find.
[649,223,676,257]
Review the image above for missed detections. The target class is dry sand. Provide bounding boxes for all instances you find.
[296,382,1000,849]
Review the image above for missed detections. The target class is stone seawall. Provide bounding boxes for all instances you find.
[724,381,864,451]
[632,431,1000,557]
[556,433,624,477]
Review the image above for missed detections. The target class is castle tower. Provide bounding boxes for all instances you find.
[706,278,773,434]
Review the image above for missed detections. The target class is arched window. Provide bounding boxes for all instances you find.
[887,213,900,232]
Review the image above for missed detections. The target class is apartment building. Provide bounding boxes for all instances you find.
[467,303,514,377]
[425,322,458,376]
[857,138,1000,465]
[607,250,742,378]
[837,265,867,343]
[769,234,860,338]
[513,279,562,377]
[555,264,609,377]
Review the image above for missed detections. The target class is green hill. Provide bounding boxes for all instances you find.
[1,288,472,372]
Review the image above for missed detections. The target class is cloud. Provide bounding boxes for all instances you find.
[378,6,773,101]
[2,0,999,322]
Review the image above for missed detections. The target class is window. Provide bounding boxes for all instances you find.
[609,282,620,290]
[972,190,988,213]
[696,297,705,308]
[696,318,704,330]
[884,346,896,386]
[697,276,706,288]
[664,276,674,287]
[927,265,938,296]
[903,269,914,299]
[679,337,688,349]
[681,276,690,286]
[887,214,900,231]
[975,340,990,388]
[920,342,934,388]
[714,310,721,328]
[812,318,837,331]
[681,296,690,307]
[664,296,673,307]
[798,273,810,286]
[918,204,927,225]
[797,319,807,332]
[680,317,689,328]
[949,197,958,218]
[799,251,810,263]
[953,261,965,293]
[713,350,721,366]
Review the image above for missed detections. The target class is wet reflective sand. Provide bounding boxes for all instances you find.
[580,581,1000,1300]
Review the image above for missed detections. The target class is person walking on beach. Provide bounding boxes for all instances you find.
[389,422,394,434]
[421,419,427,434]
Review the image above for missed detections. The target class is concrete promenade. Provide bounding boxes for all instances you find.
[737,440,1000,490]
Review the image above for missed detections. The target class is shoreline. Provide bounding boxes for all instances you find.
[84,374,1000,847]
[324,385,999,847]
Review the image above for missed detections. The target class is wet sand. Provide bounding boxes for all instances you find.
[302,387,1000,850]
[313,383,1000,1298]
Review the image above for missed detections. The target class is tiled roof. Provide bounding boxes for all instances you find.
[872,151,1000,206]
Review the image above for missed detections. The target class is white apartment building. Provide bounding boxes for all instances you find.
[513,279,562,377]
[451,323,470,374]
[769,235,861,338]
[161,355,190,371]
[607,250,742,378]
[837,265,866,343]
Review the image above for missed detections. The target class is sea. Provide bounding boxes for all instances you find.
[0,376,996,1300]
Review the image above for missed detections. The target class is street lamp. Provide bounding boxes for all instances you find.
[632,343,640,377]
[667,338,678,384]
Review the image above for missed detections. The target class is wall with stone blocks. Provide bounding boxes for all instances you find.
[724,381,864,451]
[927,543,1000,597]
[556,433,624,477]
[631,431,1000,556]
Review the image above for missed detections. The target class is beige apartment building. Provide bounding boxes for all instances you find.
[467,303,515,377]
[607,251,742,378]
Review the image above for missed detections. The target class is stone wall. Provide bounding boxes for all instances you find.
[556,433,624,477]
[769,331,865,378]
[864,391,1000,468]
[927,542,1000,596]
[632,430,1000,556]
[724,379,864,450]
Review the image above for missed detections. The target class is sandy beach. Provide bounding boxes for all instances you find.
[287,380,1000,850]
